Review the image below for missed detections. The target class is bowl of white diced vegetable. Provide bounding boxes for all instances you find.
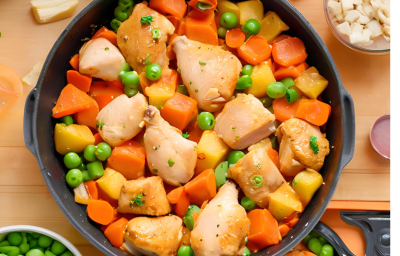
[324,0,390,55]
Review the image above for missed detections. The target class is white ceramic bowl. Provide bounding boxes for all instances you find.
[0,225,82,256]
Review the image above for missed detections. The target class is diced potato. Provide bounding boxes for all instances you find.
[96,168,127,200]
[195,130,231,175]
[292,169,323,207]
[344,10,360,23]
[268,182,303,221]
[341,0,354,12]
[336,21,351,36]
[236,0,264,25]
[31,0,79,24]
[244,61,276,98]
[217,1,240,25]
[294,67,328,99]
[258,11,289,43]
[145,82,175,109]
[366,19,382,39]
[328,0,342,15]
[74,182,91,205]
[54,123,95,155]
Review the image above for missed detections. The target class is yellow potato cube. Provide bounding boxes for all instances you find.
[268,182,303,221]
[54,123,95,155]
[292,169,323,206]
[96,168,127,200]
[195,131,231,175]
[244,61,276,98]
[294,67,328,99]
[217,1,240,26]
[258,11,290,43]
[145,84,175,109]
[236,0,264,25]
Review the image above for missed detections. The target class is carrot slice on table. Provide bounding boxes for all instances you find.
[69,54,79,70]
[267,148,280,169]
[93,133,104,146]
[160,93,198,130]
[226,29,245,49]
[273,62,309,81]
[149,0,187,20]
[272,37,307,67]
[247,209,281,252]
[167,186,185,204]
[185,9,218,46]
[75,97,99,130]
[52,84,93,118]
[188,0,217,12]
[238,36,271,65]
[91,27,118,45]
[87,200,116,225]
[294,99,331,126]
[66,70,92,93]
[174,189,190,218]
[104,217,129,247]
[89,81,124,111]
[84,180,99,200]
[272,96,301,123]
[184,169,217,206]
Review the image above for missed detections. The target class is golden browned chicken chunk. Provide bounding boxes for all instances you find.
[276,118,330,177]
[172,36,242,112]
[118,176,171,216]
[117,2,175,74]
[228,147,286,208]
[214,94,276,150]
[191,181,250,256]
[124,216,183,256]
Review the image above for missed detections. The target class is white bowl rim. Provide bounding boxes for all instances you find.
[0,225,82,256]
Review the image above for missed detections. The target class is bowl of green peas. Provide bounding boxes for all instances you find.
[0,225,81,256]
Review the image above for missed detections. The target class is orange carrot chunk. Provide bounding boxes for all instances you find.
[89,81,124,111]
[174,189,190,218]
[267,148,280,169]
[52,84,93,118]
[272,97,302,123]
[247,209,281,252]
[93,133,104,146]
[66,70,92,93]
[91,27,118,45]
[226,29,246,49]
[69,54,79,71]
[160,93,198,130]
[273,62,310,81]
[272,37,308,67]
[184,121,203,144]
[271,34,292,44]
[75,97,99,130]
[278,223,291,238]
[176,17,186,36]
[184,169,217,206]
[87,200,116,225]
[84,180,99,200]
[149,0,187,20]
[200,200,208,210]
[104,217,129,248]
[96,183,119,208]
[294,99,331,126]
[238,36,271,65]
[166,16,181,30]
[167,186,185,204]
[185,9,218,46]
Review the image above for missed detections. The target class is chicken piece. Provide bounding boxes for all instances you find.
[96,93,148,147]
[191,181,250,256]
[117,2,174,74]
[276,118,330,177]
[118,176,171,216]
[228,147,286,208]
[143,106,197,186]
[214,93,276,150]
[124,216,183,256]
[172,36,242,112]
[79,37,125,81]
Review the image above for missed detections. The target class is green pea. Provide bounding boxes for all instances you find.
[26,234,32,242]
[26,249,45,256]
[7,248,20,256]
[124,87,138,98]
[145,64,162,81]
[0,234,6,243]
[95,142,112,161]
[118,0,134,12]
[19,243,30,254]
[81,170,91,182]
[50,240,66,255]
[177,245,194,256]
[227,151,245,166]
[266,82,286,98]
[217,27,227,39]
[7,232,22,246]
[63,152,81,169]
[308,238,323,255]
[177,84,189,96]
[29,239,38,248]
[31,247,45,253]
[120,61,132,73]
[220,12,238,29]
[309,230,320,238]
[59,116,73,126]
[241,65,253,76]
[110,19,122,33]
[121,71,140,88]
[241,196,256,211]
[259,96,273,108]
[86,161,105,180]
[45,251,57,256]
[0,241,10,247]
[84,145,97,162]
[214,161,229,187]
[319,236,328,245]
[78,162,86,171]
[31,233,40,239]
[197,112,215,130]
[183,205,201,231]
[65,169,83,188]
[114,6,128,21]
[242,19,261,37]
[37,235,53,249]
[286,88,300,103]
[236,75,253,89]
[60,251,73,256]
[280,78,295,89]
[242,246,251,256]
[320,244,334,256]
[302,235,312,246]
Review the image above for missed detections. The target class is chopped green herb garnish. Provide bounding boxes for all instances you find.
[153,169,158,173]
[140,15,154,25]
[216,234,219,237]
[168,158,175,167]
[195,89,199,92]
[235,136,240,140]
[183,132,190,139]
[152,28,161,39]
[195,2,212,11]
[218,204,222,207]
[194,146,197,151]
[97,122,104,130]
[177,68,181,73]
[251,175,263,188]
[130,194,145,208]
[190,81,193,85]
[232,127,236,131]
[292,180,297,185]
[105,47,109,51]
[310,136,319,154]
[257,164,261,169]
[153,146,158,150]
[217,224,220,228]
[199,61,206,65]
[123,126,125,128]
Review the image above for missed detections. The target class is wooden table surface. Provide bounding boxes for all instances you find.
[0,0,390,255]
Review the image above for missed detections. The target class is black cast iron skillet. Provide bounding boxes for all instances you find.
[23,0,356,255]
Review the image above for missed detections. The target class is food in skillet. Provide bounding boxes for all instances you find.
[51,0,332,255]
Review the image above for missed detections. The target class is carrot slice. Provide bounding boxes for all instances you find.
[294,99,331,126]
[238,36,271,65]
[175,189,190,218]
[67,70,92,93]
[160,93,198,130]
[91,27,118,45]
[272,37,307,67]
[93,133,104,146]
[272,34,292,44]
[52,84,92,118]
[226,29,246,49]
[273,62,309,81]
[87,200,116,225]
[167,186,185,204]
[184,169,217,206]
[75,97,99,130]
[247,209,281,252]
[267,148,280,169]
[278,223,291,238]
[149,0,187,20]
[84,180,99,200]
[96,183,119,208]
[192,211,200,223]
[185,9,218,46]
[272,97,302,123]
[89,81,124,111]
[69,54,79,71]
[287,217,299,228]
[108,79,125,90]
[200,200,208,210]
[104,217,129,247]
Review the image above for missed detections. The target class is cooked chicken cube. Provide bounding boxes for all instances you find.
[172,36,242,112]
[124,216,183,256]
[117,2,175,74]
[191,181,250,256]
[96,93,148,147]
[214,94,276,150]
[144,106,197,186]
[79,37,125,81]
[276,118,330,177]
[228,147,286,208]
[118,176,171,216]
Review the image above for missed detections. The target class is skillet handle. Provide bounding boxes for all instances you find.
[23,87,38,158]
[340,90,355,169]
[314,222,356,256]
